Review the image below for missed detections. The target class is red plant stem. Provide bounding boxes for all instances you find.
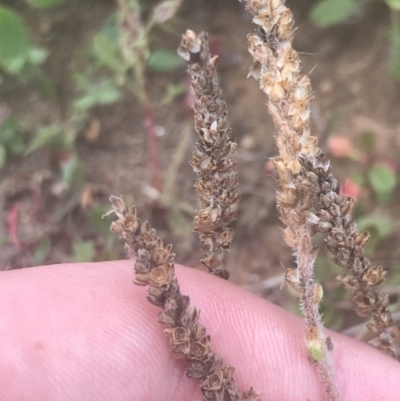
[136,54,162,194]
[143,101,162,193]
[7,202,22,250]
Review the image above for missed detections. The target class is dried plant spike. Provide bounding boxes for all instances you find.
[178,30,240,280]
[239,1,340,400]
[300,151,400,360]
[239,0,399,360]
[240,0,399,364]
[106,195,259,401]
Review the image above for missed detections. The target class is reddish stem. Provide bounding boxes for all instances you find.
[7,202,22,250]
[137,53,162,194]
[143,94,162,193]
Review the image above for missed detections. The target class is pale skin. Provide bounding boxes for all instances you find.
[1,261,399,401]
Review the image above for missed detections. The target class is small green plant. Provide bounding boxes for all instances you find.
[0,1,187,267]
[354,130,398,203]
[368,163,397,203]
[0,6,47,78]
[310,0,400,79]
[72,73,122,120]
[0,114,26,169]
[328,129,397,252]
[357,214,393,253]
[86,0,185,193]
[26,123,74,154]
[72,239,95,263]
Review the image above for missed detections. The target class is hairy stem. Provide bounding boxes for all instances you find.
[118,0,163,193]
[239,1,340,399]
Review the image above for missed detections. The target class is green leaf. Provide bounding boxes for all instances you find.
[72,240,95,263]
[74,72,92,92]
[93,34,122,72]
[357,215,393,253]
[26,124,61,153]
[24,0,66,8]
[89,205,116,239]
[73,78,121,112]
[368,164,397,196]
[100,12,118,43]
[0,144,6,168]
[160,83,185,105]
[359,131,376,152]
[7,134,25,155]
[94,80,121,104]
[310,0,360,28]
[0,116,25,154]
[32,237,52,265]
[148,49,184,72]
[386,0,400,10]
[0,6,30,75]
[28,46,48,65]
[73,95,97,113]
[0,116,18,144]
[61,157,84,189]
[388,11,400,79]
[308,339,325,362]
[357,216,393,239]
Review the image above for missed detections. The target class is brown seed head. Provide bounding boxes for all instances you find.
[362,265,387,287]
[189,336,211,361]
[354,231,370,248]
[201,371,224,391]
[149,264,173,287]
[133,272,150,286]
[123,215,139,233]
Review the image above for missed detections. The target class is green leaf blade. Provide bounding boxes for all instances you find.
[386,0,400,10]
[0,6,30,75]
[93,34,123,72]
[24,0,66,8]
[148,49,184,72]
[310,0,360,28]
[0,144,6,168]
[368,164,397,197]
[26,125,60,154]
[72,241,95,263]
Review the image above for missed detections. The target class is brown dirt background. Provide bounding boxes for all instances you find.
[1,0,399,334]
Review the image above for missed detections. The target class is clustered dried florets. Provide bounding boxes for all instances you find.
[242,0,399,363]
[178,30,240,280]
[106,195,259,401]
[242,0,338,390]
[299,153,400,358]
[107,2,399,401]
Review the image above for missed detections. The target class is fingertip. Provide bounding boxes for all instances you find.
[1,261,399,401]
